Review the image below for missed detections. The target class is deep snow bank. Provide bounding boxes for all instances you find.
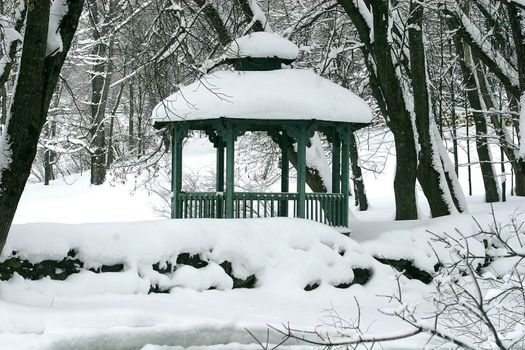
[2,218,374,294]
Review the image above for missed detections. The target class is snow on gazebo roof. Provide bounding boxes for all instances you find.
[224,32,300,61]
[151,69,374,124]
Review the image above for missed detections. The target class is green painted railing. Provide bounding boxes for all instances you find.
[305,193,345,227]
[177,192,345,227]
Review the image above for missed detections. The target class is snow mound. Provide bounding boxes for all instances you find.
[225,32,299,60]
[360,215,485,274]
[2,218,375,294]
[152,69,373,124]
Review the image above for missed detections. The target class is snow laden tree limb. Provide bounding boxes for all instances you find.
[451,26,501,203]
[337,0,466,218]
[0,0,84,253]
[454,0,525,187]
[442,2,520,100]
[506,2,525,159]
[0,1,25,88]
[236,0,271,34]
[192,0,232,46]
[111,0,230,88]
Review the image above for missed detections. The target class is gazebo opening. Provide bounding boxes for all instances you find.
[152,32,373,227]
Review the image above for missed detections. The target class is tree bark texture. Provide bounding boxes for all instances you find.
[0,0,85,253]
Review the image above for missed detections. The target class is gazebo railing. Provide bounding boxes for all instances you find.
[233,192,297,218]
[179,192,224,218]
[305,193,345,227]
[177,192,345,226]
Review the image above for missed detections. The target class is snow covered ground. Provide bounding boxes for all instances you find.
[2,127,525,349]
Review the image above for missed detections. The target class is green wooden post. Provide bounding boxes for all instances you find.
[332,133,341,194]
[280,136,289,217]
[171,126,184,219]
[216,141,225,218]
[296,130,307,219]
[225,130,235,218]
[341,127,350,227]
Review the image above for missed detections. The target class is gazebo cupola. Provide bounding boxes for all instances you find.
[152,32,373,228]
[224,31,299,71]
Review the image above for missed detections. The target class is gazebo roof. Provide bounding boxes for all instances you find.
[224,32,300,61]
[151,69,373,125]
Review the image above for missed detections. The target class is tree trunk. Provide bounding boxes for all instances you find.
[336,0,420,219]
[44,119,57,186]
[128,81,135,153]
[0,0,84,253]
[89,1,114,185]
[473,51,525,197]
[0,85,7,130]
[349,131,368,211]
[409,1,463,216]
[106,80,125,167]
[453,34,500,202]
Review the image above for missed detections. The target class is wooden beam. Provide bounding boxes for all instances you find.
[340,127,350,227]
[216,141,225,218]
[296,130,307,218]
[171,126,185,219]
[280,136,290,217]
[331,132,341,194]
[225,130,235,218]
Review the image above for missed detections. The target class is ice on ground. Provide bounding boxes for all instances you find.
[224,32,299,60]
[152,69,373,124]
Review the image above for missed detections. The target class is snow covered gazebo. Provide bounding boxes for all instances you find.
[152,32,373,228]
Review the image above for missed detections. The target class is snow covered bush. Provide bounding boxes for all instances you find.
[265,210,525,349]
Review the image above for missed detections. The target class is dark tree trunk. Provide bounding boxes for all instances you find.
[0,86,7,129]
[337,0,419,219]
[507,3,525,95]
[408,1,458,216]
[0,4,25,132]
[0,0,84,253]
[129,81,135,153]
[106,80,125,167]
[236,0,266,32]
[192,0,232,46]
[349,131,368,211]
[44,120,57,186]
[452,32,500,202]
[472,51,525,197]
[88,0,114,185]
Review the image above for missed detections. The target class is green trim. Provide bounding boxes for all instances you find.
[296,130,307,218]
[216,142,225,218]
[178,192,345,227]
[225,130,235,218]
[340,127,350,227]
[171,126,186,219]
[332,133,341,194]
[156,118,363,133]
